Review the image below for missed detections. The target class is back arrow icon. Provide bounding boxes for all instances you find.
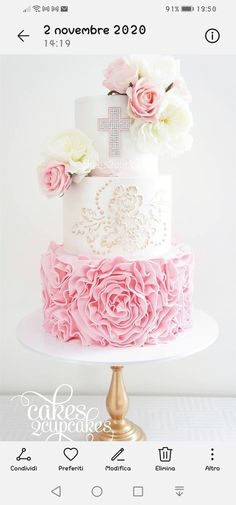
[18,30,30,42]
[51,486,61,497]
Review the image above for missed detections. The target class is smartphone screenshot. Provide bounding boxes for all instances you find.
[0,1,235,503]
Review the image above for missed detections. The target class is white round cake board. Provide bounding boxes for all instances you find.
[17,308,218,366]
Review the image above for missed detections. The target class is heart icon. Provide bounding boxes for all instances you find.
[63,447,78,461]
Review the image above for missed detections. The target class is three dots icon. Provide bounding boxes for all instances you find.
[211,448,214,461]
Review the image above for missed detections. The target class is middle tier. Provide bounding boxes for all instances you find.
[63,176,171,259]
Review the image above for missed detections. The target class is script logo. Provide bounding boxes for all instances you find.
[11,384,111,441]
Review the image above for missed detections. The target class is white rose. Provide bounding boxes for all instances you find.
[131,120,164,153]
[44,129,98,181]
[131,95,193,155]
[131,55,181,89]
[159,95,193,136]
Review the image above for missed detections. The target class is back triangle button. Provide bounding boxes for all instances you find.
[51,486,61,497]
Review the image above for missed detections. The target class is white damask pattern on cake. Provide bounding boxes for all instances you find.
[71,180,169,256]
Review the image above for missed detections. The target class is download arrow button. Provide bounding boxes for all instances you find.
[175,485,184,496]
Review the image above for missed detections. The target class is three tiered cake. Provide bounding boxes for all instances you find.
[39,55,193,347]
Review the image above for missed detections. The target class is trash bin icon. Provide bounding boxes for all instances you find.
[158,447,172,462]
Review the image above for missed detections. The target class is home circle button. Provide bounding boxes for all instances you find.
[91,485,103,498]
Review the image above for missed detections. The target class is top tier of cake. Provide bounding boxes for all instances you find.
[75,95,159,177]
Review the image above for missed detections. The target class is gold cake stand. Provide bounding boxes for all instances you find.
[17,309,218,442]
[92,365,146,441]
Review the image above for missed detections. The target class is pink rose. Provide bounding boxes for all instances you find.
[69,257,162,347]
[127,78,163,121]
[103,57,138,94]
[41,243,193,347]
[38,161,72,197]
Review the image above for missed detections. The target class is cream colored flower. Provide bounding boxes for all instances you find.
[159,95,193,135]
[44,129,98,180]
[131,95,193,155]
[131,55,181,89]
[131,120,163,153]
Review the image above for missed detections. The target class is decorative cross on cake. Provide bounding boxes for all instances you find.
[98,107,131,157]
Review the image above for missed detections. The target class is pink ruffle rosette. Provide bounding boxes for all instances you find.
[41,242,193,347]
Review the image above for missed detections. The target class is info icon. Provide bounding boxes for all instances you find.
[205,28,220,44]
[158,447,173,462]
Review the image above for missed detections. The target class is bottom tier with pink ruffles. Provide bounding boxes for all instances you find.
[41,243,193,348]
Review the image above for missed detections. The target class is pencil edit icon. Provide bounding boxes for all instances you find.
[111,448,125,461]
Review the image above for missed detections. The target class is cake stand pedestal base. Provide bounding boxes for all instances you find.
[92,366,146,441]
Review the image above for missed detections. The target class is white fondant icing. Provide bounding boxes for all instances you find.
[63,176,171,259]
[75,95,159,177]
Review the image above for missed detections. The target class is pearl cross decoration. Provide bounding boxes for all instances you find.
[98,107,131,157]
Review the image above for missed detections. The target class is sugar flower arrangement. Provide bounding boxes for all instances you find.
[103,55,193,155]
[38,129,98,197]
[38,55,193,198]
